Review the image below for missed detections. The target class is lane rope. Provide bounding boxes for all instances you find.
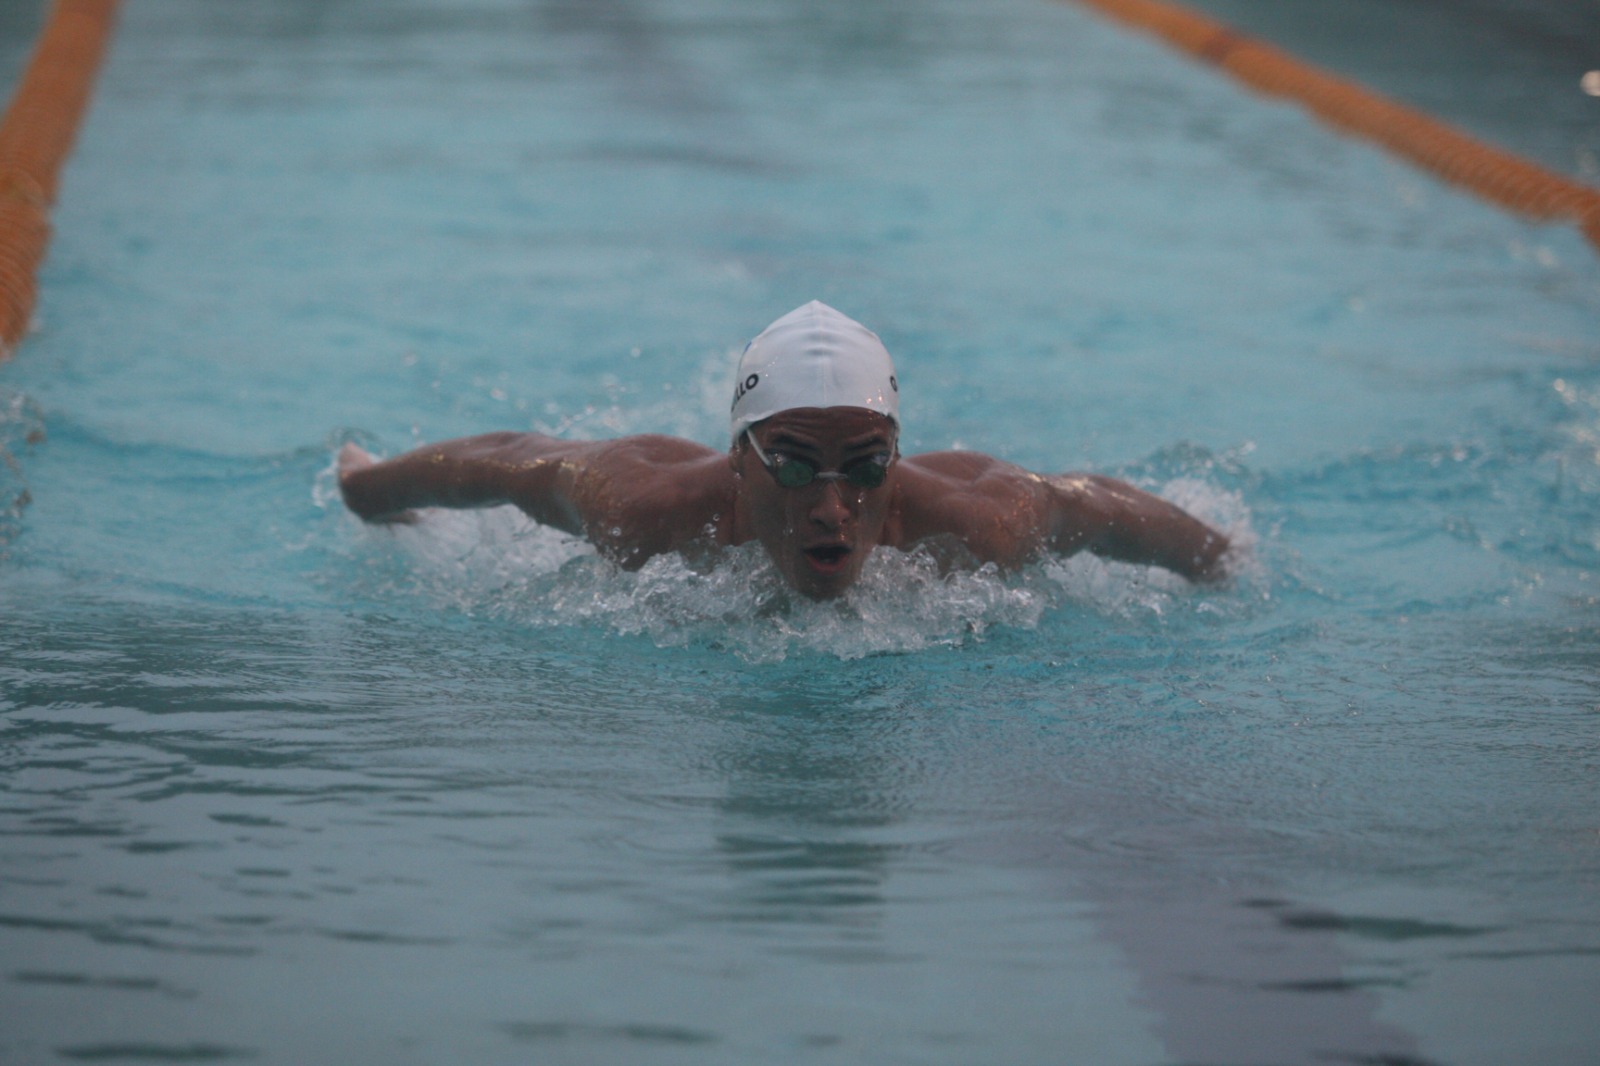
[1,0,1593,364]
[1065,0,1600,253]
[0,0,120,362]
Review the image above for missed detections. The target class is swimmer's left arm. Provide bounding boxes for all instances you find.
[338,444,421,524]
[1044,474,1230,582]
[896,455,1228,583]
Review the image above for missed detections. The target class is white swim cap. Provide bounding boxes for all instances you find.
[730,300,899,441]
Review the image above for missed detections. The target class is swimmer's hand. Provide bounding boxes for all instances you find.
[338,442,374,474]
[338,443,419,524]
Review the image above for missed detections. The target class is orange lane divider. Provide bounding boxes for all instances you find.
[0,0,121,362]
[1065,0,1600,253]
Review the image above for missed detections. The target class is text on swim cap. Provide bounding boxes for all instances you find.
[731,373,759,410]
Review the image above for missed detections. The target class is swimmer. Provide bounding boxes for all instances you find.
[339,301,1230,599]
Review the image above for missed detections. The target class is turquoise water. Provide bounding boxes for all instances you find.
[1179,0,1600,182]
[3,0,1599,1062]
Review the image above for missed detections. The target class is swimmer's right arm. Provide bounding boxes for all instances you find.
[337,435,587,532]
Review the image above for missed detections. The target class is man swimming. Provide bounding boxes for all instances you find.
[339,301,1230,599]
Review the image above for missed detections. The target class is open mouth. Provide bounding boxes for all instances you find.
[803,545,852,573]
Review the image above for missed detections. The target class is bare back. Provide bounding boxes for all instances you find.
[887,451,1227,579]
[886,452,1055,568]
[341,431,1228,584]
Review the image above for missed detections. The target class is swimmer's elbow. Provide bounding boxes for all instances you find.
[337,466,385,519]
[1181,530,1232,584]
[340,472,417,524]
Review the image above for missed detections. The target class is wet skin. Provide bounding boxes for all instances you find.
[729,408,898,600]
[338,406,1231,599]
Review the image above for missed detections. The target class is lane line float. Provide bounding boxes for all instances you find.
[0,0,121,361]
[1065,0,1600,252]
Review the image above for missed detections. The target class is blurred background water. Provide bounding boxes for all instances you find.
[1,1,1598,1063]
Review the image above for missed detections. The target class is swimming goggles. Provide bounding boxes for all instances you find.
[745,431,892,489]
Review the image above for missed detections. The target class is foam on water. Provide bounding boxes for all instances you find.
[313,450,1259,662]
[9,0,1598,1058]
[0,387,45,559]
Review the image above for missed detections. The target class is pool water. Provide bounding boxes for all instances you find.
[3,0,1598,1063]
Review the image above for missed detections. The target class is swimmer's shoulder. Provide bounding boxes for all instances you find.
[594,433,724,465]
[896,450,1047,497]
[578,435,738,560]
[900,449,1019,479]
[889,451,1052,564]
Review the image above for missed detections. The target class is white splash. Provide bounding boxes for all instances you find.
[318,454,1258,661]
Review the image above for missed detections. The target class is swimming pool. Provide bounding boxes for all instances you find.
[2,0,1598,1062]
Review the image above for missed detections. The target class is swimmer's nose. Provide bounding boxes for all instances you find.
[807,479,851,529]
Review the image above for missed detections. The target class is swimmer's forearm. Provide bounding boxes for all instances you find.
[339,451,467,518]
[338,434,583,531]
[1100,500,1229,582]
[1109,511,1230,582]
[1051,475,1229,582]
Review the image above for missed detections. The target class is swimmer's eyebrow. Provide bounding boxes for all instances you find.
[766,430,893,457]
[839,432,896,457]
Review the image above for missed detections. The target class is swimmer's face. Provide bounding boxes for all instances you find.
[734,407,898,600]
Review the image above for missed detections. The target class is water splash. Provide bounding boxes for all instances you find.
[316,452,1258,661]
[0,388,46,557]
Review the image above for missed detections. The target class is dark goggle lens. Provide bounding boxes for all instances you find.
[773,455,889,489]
[773,461,817,488]
[843,458,889,488]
